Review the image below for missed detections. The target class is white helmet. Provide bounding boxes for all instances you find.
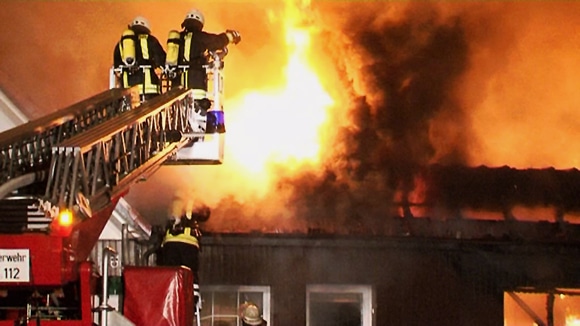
[130,16,151,32]
[184,8,205,27]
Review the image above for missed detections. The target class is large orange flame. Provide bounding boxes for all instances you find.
[225,0,332,175]
[211,1,333,190]
[152,0,336,222]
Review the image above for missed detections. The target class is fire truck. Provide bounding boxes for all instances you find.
[0,50,228,325]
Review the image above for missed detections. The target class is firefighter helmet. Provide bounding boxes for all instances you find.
[184,8,205,27]
[240,303,263,325]
[130,16,151,33]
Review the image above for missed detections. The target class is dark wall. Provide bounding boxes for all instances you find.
[199,234,580,326]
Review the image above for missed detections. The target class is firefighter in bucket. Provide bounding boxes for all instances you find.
[113,16,166,101]
[164,8,241,96]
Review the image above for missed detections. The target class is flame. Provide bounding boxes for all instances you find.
[135,0,336,223]
[225,0,333,175]
[568,315,580,326]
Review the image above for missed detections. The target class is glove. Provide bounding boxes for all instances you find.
[226,29,241,45]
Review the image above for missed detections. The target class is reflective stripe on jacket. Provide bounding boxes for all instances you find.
[163,227,200,248]
[120,34,160,94]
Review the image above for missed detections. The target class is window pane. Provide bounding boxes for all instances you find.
[213,317,237,326]
[555,294,580,325]
[201,319,237,326]
[504,292,541,326]
[311,292,362,304]
[307,285,372,326]
[504,291,580,326]
[201,286,270,326]
[240,291,264,309]
[310,292,362,326]
[214,291,238,315]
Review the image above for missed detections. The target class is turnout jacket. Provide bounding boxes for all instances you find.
[174,30,230,90]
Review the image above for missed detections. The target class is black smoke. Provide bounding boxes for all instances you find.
[202,4,478,233]
[272,4,473,232]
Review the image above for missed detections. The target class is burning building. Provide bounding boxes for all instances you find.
[1,0,580,325]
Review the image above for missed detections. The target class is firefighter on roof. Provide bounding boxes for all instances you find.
[159,197,210,313]
[165,8,241,97]
[113,16,166,100]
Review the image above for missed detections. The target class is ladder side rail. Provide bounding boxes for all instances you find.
[45,88,193,213]
[0,88,133,147]
[0,88,137,184]
[55,87,190,149]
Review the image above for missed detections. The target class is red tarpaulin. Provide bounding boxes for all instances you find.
[123,266,194,326]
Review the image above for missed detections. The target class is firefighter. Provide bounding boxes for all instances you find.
[165,8,241,97]
[159,200,210,312]
[113,16,166,100]
[239,302,267,326]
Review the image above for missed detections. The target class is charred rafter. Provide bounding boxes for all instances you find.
[419,164,580,219]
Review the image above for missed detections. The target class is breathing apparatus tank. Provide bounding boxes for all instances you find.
[121,29,136,66]
[166,30,181,66]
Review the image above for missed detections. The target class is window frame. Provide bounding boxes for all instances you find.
[200,285,271,326]
[306,284,375,326]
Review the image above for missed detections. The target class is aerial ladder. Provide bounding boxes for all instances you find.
[0,50,228,325]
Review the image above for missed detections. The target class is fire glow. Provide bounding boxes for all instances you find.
[10,1,569,230]
[225,0,333,175]
[176,1,580,229]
